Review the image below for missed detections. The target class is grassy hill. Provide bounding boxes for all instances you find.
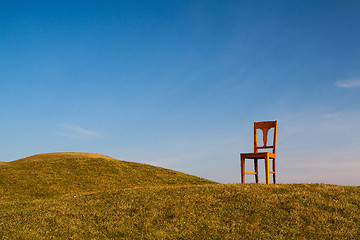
[0,153,359,239]
[0,152,215,200]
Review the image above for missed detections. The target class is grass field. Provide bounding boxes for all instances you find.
[1,153,359,239]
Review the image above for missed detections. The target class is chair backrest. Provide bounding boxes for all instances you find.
[254,120,277,154]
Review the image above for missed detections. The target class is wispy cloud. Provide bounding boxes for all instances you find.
[336,78,360,88]
[57,124,101,139]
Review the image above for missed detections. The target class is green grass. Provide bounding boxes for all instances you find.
[1,153,359,239]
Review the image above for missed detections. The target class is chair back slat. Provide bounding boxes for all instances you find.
[254,120,277,154]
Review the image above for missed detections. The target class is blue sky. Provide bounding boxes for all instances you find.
[1,0,360,185]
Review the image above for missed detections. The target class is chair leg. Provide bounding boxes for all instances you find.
[241,155,245,184]
[254,159,259,183]
[273,157,276,184]
[265,154,270,185]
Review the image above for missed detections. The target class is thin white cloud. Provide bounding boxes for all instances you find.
[57,124,101,139]
[323,113,337,118]
[336,78,360,88]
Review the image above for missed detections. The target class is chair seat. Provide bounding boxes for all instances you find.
[240,152,276,159]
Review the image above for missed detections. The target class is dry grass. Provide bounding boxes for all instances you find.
[0,152,215,200]
[12,152,115,163]
[0,153,359,239]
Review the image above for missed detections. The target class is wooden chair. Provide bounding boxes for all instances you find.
[240,120,277,184]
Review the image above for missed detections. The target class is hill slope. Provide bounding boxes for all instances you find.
[1,153,359,239]
[0,152,216,199]
[0,183,359,239]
